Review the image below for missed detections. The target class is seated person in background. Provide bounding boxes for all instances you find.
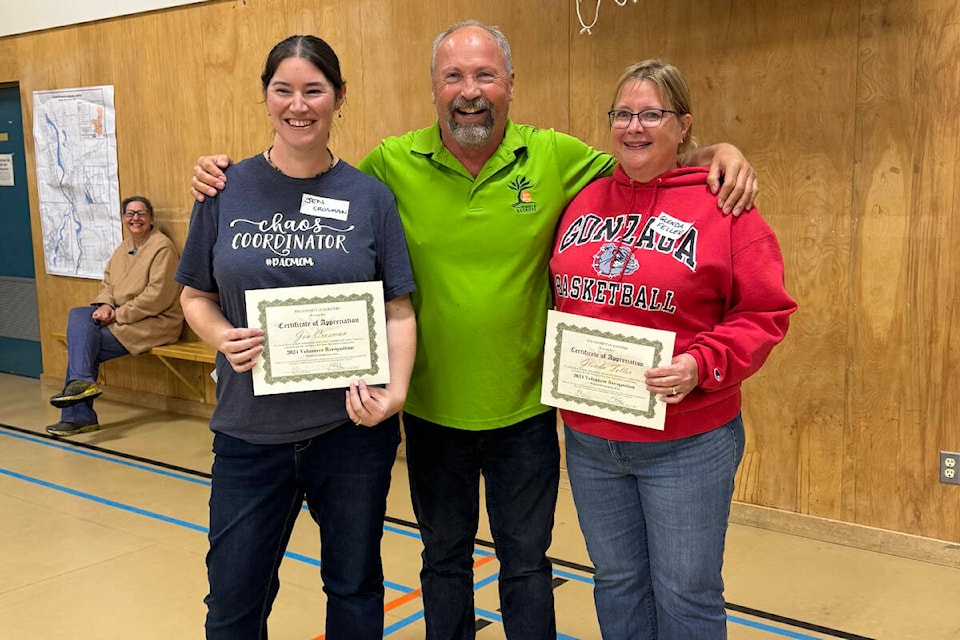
[46,196,184,437]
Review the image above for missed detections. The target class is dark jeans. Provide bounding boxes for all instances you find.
[204,416,401,640]
[404,410,560,640]
[62,306,128,424]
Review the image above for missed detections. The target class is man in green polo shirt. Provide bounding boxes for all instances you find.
[191,19,756,640]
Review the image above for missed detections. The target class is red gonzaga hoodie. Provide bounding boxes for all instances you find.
[549,165,797,443]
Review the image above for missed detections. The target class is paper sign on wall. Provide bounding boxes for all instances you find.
[0,154,14,186]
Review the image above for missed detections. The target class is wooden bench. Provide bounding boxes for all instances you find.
[52,332,216,399]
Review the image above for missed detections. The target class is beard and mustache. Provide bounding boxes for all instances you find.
[444,96,497,148]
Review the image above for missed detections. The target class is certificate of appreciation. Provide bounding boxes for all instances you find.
[541,310,676,429]
[245,282,389,396]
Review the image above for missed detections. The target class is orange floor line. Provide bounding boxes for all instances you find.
[384,587,422,612]
[311,554,499,640]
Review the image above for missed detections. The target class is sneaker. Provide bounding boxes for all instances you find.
[45,421,100,436]
[49,380,103,408]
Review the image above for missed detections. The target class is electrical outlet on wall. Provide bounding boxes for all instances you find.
[941,451,960,485]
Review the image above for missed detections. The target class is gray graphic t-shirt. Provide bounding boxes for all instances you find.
[176,154,415,444]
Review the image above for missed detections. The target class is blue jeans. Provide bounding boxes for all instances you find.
[62,306,129,424]
[564,416,745,640]
[404,411,560,640]
[204,416,401,640]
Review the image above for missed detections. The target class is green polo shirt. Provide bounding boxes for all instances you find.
[359,120,615,430]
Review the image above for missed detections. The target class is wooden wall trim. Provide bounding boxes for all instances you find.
[730,502,960,570]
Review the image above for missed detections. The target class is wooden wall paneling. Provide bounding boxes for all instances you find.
[204,0,311,163]
[354,0,437,158]
[905,4,960,541]
[691,2,860,520]
[0,38,19,82]
[489,0,571,134]
[63,16,185,400]
[106,8,212,249]
[293,0,366,163]
[355,0,573,158]
[849,1,915,533]
[188,1,365,169]
[852,1,960,540]
[124,4,226,350]
[664,2,826,518]
[194,0,256,180]
[567,1,678,154]
[914,2,960,542]
[16,29,94,384]
[565,2,860,517]
[3,0,959,542]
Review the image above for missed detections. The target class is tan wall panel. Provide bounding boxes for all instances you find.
[0,39,19,82]
[566,1,860,519]
[696,2,859,521]
[3,0,959,542]
[850,1,960,538]
[353,0,573,156]
[17,29,91,382]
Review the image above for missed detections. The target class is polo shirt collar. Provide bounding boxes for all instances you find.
[412,119,528,176]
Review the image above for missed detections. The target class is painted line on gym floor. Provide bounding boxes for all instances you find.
[310,555,503,640]
[0,423,875,639]
[729,615,825,639]
[0,466,208,533]
[0,461,415,594]
[0,426,211,485]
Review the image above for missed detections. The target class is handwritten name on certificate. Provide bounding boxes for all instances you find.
[541,310,676,429]
[245,282,389,396]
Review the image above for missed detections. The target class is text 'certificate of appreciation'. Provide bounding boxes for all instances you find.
[245,281,389,396]
[541,310,676,429]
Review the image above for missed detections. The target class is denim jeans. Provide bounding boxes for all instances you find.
[403,411,560,640]
[62,306,129,424]
[204,416,401,640]
[564,415,745,640]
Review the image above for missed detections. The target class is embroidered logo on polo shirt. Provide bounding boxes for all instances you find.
[508,175,537,213]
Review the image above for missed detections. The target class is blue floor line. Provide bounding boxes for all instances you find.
[0,429,211,486]
[553,566,595,585]
[384,609,424,635]
[2,426,830,639]
[0,467,208,533]
[383,522,421,539]
[474,607,503,623]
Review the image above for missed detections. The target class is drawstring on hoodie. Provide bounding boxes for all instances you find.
[608,177,662,285]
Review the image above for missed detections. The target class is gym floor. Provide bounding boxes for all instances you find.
[1,372,957,639]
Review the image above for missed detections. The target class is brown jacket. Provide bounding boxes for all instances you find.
[92,228,184,355]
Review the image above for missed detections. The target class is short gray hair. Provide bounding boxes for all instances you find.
[430,20,513,78]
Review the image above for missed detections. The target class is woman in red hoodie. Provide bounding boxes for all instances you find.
[549,60,797,639]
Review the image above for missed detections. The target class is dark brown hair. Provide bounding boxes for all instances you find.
[261,35,346,100]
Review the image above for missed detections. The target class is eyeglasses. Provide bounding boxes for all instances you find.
[122,210,150,219]
[608,108,678,129]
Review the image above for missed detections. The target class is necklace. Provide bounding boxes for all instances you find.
[265,146,336,178]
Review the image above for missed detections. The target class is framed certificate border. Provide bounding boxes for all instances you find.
[541,310,676,429]
[245,282,389,396]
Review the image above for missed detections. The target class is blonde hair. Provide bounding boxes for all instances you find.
[612,59,697,155]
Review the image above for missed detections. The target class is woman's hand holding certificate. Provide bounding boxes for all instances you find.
[541,310,676,429]
[245,282,390,396]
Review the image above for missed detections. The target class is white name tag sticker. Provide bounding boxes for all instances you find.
[651,212,692,240]
[300,194,350,221]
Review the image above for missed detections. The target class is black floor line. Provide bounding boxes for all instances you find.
[3,423,875,639]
